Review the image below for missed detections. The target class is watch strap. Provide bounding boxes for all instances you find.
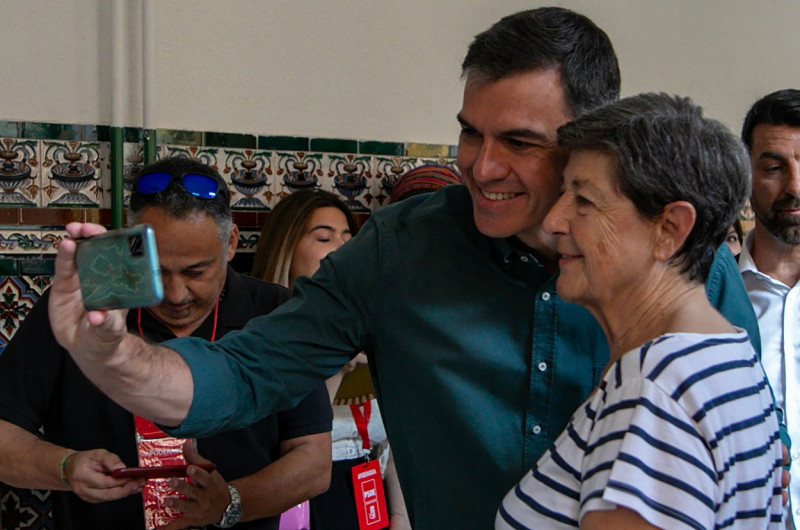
[215,483,242,528]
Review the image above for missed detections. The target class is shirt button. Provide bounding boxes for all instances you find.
[541,292,551,301]
[520,256,529,263]
[531,425,542,435]
[538,362,548,372]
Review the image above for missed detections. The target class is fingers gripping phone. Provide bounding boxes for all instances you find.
[75,225,164,311]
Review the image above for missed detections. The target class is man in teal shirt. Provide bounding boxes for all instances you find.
[49,7,761,529]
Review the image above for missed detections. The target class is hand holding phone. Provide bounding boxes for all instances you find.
[110,462,216,479]
[75,225,164,311]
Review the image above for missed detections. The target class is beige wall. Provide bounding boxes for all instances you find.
[1,0,798,144]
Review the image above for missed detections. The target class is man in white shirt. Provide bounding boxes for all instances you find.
[740,88,800,527]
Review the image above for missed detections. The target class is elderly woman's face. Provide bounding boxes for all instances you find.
[543,150,656,309]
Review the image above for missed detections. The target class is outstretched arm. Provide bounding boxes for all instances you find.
[49,222,194,426]
[0,419,144,502]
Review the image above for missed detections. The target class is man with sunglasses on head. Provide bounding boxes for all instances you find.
[0,156,332,530]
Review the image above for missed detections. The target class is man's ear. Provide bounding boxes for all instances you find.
[653,201,696,262]
[226,223,239,263]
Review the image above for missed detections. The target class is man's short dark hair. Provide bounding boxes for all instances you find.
[741,88,800,150]
[461,6,620,117]
[557,93,750,282]
[128,156,232,241]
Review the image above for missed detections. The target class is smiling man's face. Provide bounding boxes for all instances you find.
[456,69,572,255]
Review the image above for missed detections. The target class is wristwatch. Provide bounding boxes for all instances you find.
[214,483,242,528]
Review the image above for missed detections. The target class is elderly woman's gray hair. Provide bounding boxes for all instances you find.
[556,92,750,282]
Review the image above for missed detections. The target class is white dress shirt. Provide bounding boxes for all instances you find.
[740,230,800,525]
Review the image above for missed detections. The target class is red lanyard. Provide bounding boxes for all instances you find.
[349,401,372,451]
[136,299,220,342]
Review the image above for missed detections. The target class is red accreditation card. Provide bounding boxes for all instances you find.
[351,459,389,530]
[135,416,189,530]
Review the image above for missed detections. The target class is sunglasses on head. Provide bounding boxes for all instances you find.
[136,171,224,199]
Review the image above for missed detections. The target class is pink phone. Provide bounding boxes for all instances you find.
[110,462,216,479]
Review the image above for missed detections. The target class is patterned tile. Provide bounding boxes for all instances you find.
[324,153,373,213]
[0,484,53,529]
[414,156,459,172]
[162,145,220,170]
[41,141,103,208]
[121,142,146,207]
[96,141,112,209]
[38,228,68,255]
[0,275,47,352]
[372,156,419,208]
[0,227,44,255]
[220,148,276,210]
[237,229,260,253]
[273,151,325,201]
[0,138,41,207]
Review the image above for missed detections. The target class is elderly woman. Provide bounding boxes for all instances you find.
[496,94,784,529]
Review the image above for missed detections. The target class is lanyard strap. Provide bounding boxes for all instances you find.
[349,401,372,451]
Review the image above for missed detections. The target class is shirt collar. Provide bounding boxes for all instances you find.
[491,236,553,288]
[738,229,759,275]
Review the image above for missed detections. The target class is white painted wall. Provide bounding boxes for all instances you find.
[1,0,798,144]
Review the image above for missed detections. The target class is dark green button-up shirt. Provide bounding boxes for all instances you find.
[166,185,759,529]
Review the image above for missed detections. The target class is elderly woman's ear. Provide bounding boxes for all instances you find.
[652,201,696,262]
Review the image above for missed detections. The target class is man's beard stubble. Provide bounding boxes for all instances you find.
[754,195,800,245]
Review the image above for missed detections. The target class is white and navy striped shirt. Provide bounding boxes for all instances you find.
[496,331,784,529]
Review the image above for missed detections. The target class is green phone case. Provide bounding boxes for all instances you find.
[75,225,164,311]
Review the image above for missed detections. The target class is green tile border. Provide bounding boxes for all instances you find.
[0,121,20,137]
[205,132,257,149]
[124,127,143,143]
[158,129,203,146]
[0,258,19,276]
[19,257,55,276]
[1,120,458,159]
[21,122,82,141]
[86,125,108,141]
[359,141,404,156]
[258,136,309,151]
[310,138,358,154]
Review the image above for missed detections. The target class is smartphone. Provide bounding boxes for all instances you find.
[75,225,164,311]
[110,463,216,479]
